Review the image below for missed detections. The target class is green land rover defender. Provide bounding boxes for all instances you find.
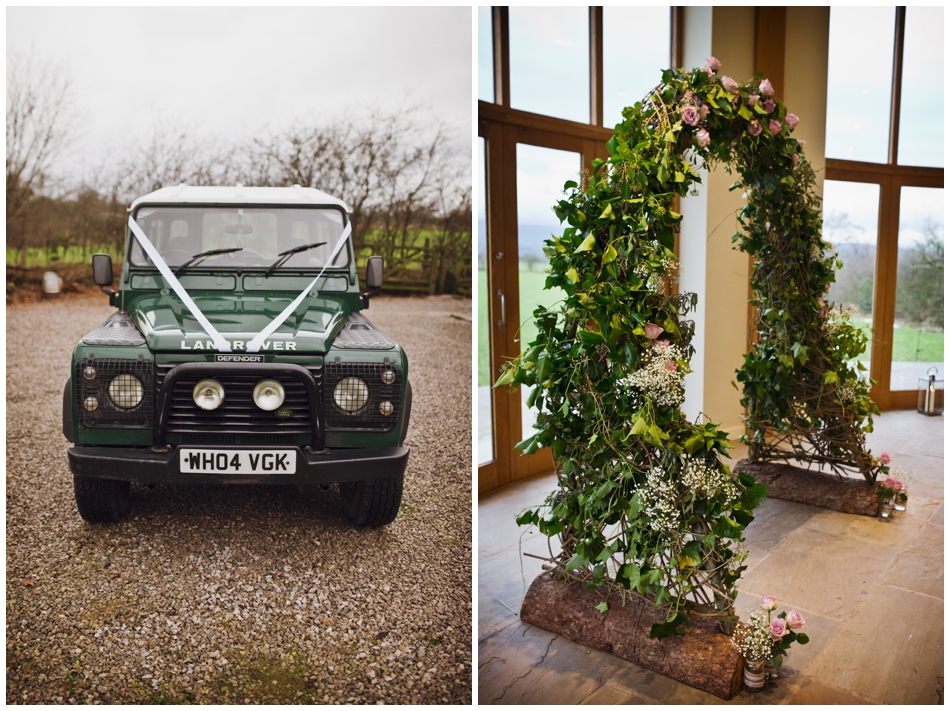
[63,185,411,527]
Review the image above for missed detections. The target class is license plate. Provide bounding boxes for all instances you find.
[179,449,296,474]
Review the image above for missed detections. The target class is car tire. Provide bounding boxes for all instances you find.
[340,474,404,527]
[73,475,131,523]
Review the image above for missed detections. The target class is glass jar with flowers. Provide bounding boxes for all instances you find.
[731,596,808,689]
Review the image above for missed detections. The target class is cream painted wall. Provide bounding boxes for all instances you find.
[702,7,756,437]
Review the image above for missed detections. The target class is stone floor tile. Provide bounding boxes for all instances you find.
[874,409,941,442]
[786,677,881,705]
[808,585,943,705]
[802,499,936,550]
[900,420,944,459]
[880,523,944,599]
[579,680,656,705]
[739,527,898,620]
[478,532,559,642]
[479,623,626,704]
[929,502,943,527]
[887,453,944,503]
[742,498,822,558]
[478,473,557,555]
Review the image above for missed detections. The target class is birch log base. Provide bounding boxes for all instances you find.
[734,459,880,517]
[520,573,744,700]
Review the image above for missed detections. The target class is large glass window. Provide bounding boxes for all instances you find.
[478,7,495,103]
[825,7,895,164]
[891,186,944,389]
[516,144,577,440]
[896,7,944,168]
[509,7,589,123]
[603,7,670,128]
[822,181,880,365]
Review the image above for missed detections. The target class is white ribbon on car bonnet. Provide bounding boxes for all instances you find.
[244,221,352,353]
[127,216,233,352]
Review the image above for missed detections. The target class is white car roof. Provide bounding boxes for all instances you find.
[129,184,349,212]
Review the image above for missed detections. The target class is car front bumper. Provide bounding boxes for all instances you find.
[68,445,410,486]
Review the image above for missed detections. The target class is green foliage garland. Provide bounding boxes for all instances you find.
[499,61,883,639]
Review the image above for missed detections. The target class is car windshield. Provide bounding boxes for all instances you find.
[128,205,349,270]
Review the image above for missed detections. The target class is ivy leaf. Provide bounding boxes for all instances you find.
[564,552,586,572]
[494,368,515,387]
[602,243,618,265]
[684,434,706,455]
[824,370,839,385]
[595,601,609,614]
[599,203,615,220]
[575,234,597,253]
[563,179,578,190]
[566,267,579,283]
[796,633,809,644]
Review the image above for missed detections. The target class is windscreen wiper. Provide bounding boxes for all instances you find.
[173,247,243,276]
[263,241,327,277]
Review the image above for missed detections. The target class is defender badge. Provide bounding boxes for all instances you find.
[275,409,293,418]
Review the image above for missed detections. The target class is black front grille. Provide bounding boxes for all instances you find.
[324,361,401,431]
[77,358,154,429]
[156,364,320,438]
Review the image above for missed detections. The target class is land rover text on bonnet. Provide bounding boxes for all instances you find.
[64,185,412,527]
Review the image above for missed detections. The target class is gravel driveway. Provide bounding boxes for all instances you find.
[6,295,472,704]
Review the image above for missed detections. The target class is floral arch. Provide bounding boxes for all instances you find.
[500,59,883,637]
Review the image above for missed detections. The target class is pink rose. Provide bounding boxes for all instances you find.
[759,595,778,611]
[785,113,800,129]
[786,610,805,630]
[768,119,782,135]
[644,323,664,339]
[665,361,678,373]
[705,56,722,72]
[797,139,807,149]
[747,94,760,106]
[696,128,711,147]
[748,120,763,136]
[892,479,904,492]
[880,453,891,465]
[698,103,710,119]
[653,339,670,348]
[769,617,787,640]
[759,78,774,96]
[682,105,699,126]
[884,476,896,488]
[696,67,713,79]
[792,154,800,165]
[763,99,776,113]
[721,76,739,93]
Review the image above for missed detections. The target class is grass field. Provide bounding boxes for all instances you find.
[478,270,943,387]
[6,245,122,267]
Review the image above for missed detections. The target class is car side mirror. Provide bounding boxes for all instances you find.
[92,253,117,306]
[362,256,383,308]
[366,256,383,290]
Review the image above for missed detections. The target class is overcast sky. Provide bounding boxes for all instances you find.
[7,6,472,185]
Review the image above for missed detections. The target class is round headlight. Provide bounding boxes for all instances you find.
[108,374,144,410]
[192,379,225,410]
[333,377,369,412]
[84,396,99,411]
[83,366,97,380]
[381,369,396,385]
[253,380,285,411]
[379,400,394,416]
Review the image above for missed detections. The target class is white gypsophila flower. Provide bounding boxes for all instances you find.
[680,458,739,502]
[620,342,686,408]
[639,466,681,537]
[837,380,858,403]
[731,610,773,661]
[633,257,680,292]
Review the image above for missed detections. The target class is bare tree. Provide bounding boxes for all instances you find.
[6,52,75,264]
